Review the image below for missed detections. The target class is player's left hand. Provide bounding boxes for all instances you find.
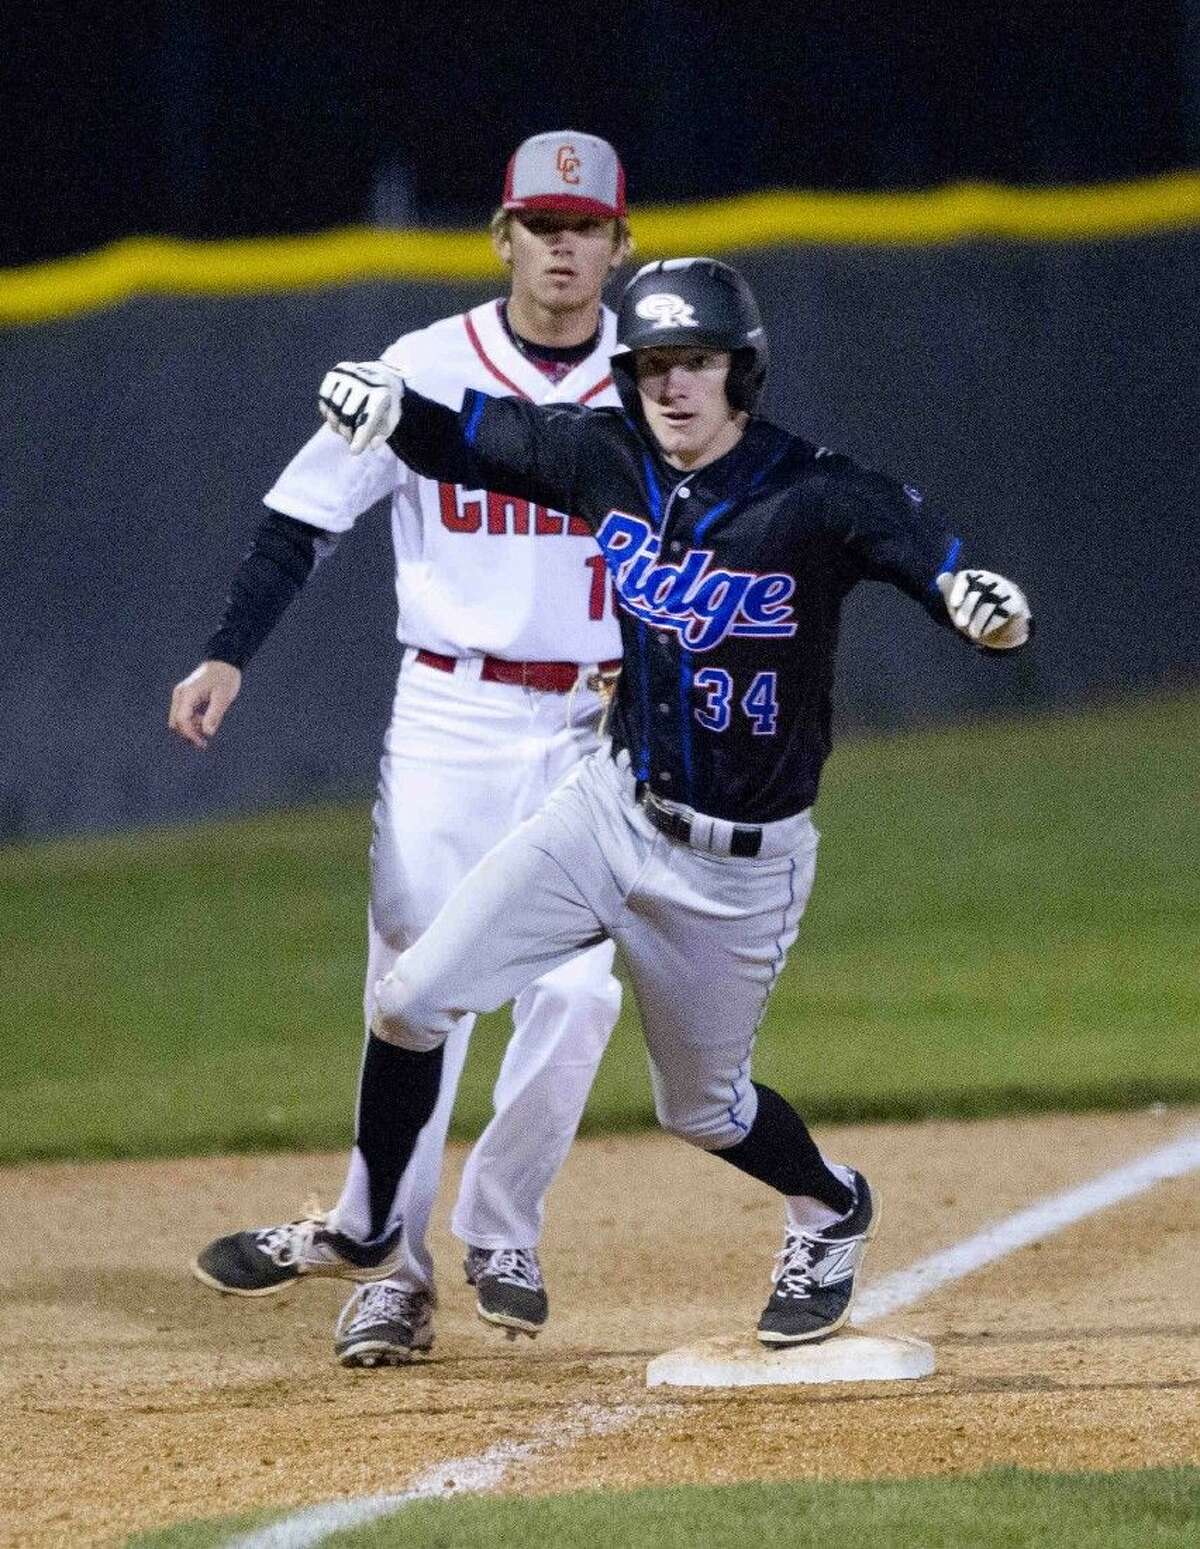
[318,361,404,453]
[936,568,1033,649]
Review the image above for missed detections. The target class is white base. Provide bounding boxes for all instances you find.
[646,1331,935,1389]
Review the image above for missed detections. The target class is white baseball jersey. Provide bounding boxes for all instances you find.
[263,299,623,663]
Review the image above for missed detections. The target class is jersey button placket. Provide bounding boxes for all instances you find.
[649,477,692,807]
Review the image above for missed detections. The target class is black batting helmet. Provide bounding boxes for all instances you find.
[611,258,769,415]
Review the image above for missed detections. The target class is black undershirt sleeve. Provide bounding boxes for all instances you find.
[203,509,338,669]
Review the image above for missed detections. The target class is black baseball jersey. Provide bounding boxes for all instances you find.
[390,388,962,824]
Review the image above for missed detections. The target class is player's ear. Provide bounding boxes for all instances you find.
[609,218,633,273]
[490,209,514,268]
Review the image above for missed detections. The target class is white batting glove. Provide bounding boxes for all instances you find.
[318,360,404,453]
[936,568,1033,649]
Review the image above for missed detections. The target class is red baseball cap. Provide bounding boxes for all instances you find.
[502,131,626,220]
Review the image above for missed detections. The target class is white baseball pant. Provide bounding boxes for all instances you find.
[331,653,621,1290]
[370,747,818,1151]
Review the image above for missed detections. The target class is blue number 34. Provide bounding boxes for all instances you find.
[694,669,779,735]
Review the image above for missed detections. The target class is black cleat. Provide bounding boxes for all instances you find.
[464,1245,548,1338]
[757,1172,878,1346]
[192,1211,402,1298]
[334,1283,435,1368]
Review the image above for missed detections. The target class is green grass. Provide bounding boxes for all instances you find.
[2,693,1197,1164]
[126,1467,1200,1548]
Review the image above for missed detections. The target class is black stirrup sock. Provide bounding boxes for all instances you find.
[710,1082,853,1214]
[355,1032,446,1241]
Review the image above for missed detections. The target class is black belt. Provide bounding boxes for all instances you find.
[636,783,763,858]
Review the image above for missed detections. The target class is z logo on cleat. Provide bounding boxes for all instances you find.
[812,1242,862,1287]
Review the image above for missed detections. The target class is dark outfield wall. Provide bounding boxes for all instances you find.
[2,235,1197,840]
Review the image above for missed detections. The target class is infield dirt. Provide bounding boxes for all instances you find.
[3,1107,1198,1547]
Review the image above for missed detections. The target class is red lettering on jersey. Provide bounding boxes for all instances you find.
[487,492,530,535]
[441,488,586,538]
[439,482,483,533]
[584,553,610,620]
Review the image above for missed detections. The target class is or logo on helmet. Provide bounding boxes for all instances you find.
[613,259,769,415]
[555,145,581,185]
[634,293,700,329]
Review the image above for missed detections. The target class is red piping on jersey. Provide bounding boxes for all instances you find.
[463,310,532,400]
[463,306,612,405]
[578,374,613,404]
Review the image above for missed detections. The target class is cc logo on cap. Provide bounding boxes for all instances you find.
[634,293,700,329]
[555,145,581,184]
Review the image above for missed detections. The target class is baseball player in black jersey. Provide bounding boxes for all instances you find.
[199,258,1032,1345]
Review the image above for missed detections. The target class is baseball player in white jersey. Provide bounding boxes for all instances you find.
[175,132,632,1365]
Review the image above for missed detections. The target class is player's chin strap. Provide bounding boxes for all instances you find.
[936,568,1033,650]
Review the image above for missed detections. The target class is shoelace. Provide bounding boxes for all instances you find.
[335,1282,426,1339]
[254,1208,328,1268]
[771,1233,818,1299]
[484,1248,544,1291]
[464,1247,490,1283]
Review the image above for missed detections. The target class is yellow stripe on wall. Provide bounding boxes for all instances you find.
[4,172,1199,327]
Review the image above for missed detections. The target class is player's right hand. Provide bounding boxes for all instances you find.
[168,660,243,749]
[318,361,404,454]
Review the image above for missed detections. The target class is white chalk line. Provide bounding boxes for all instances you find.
[227,1125,1200,1549]
[225,1403,638,1549]
[852,1126,1200,1324]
